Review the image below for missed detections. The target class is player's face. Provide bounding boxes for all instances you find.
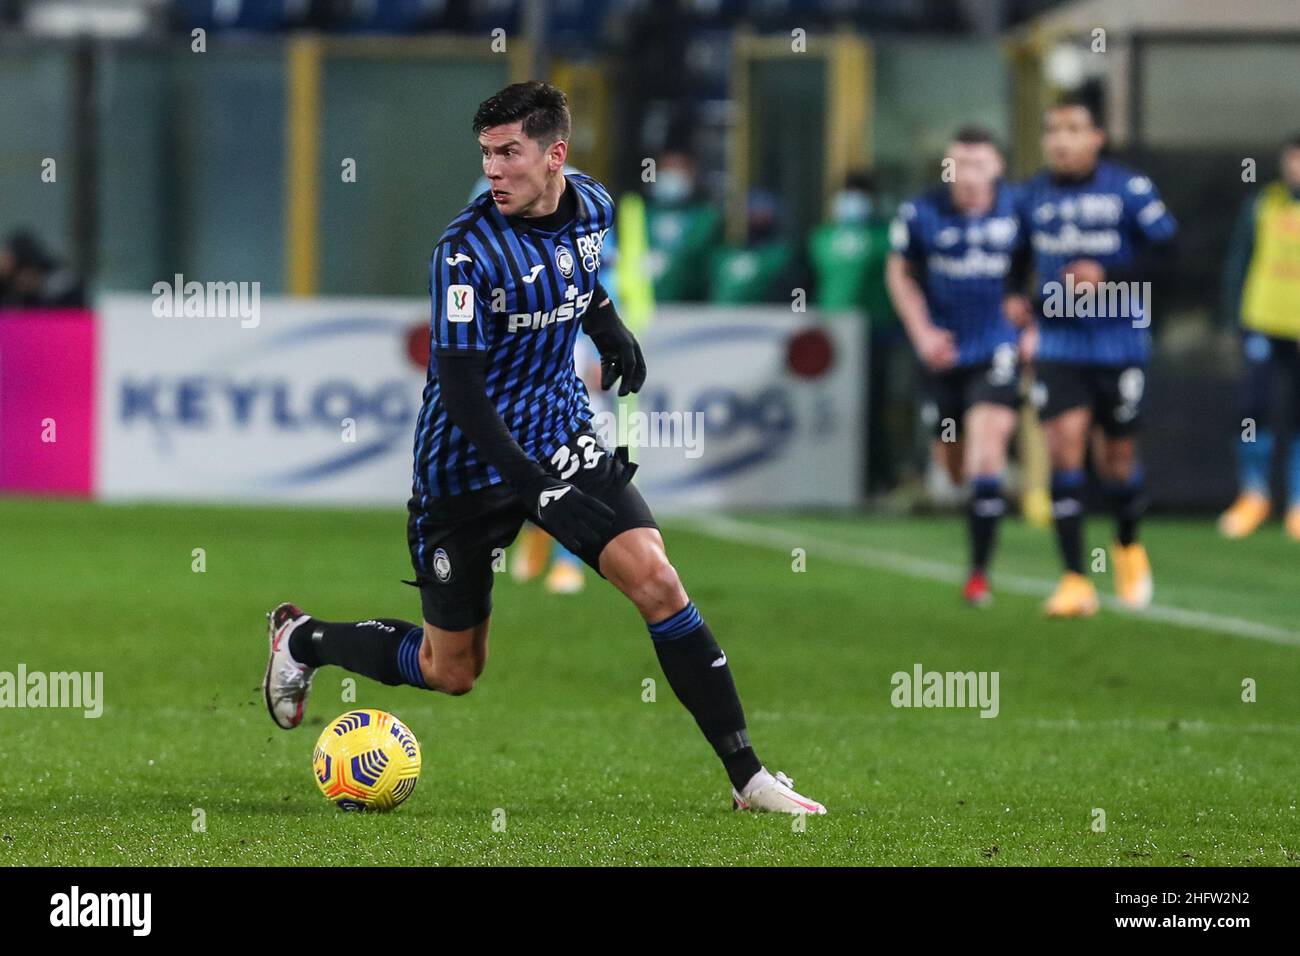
[947,142,1003,205]
[1043,106,1104,177]
[478,122,564,216]
[1282,146,1300,190]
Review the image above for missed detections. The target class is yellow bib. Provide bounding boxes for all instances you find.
[1242,182,1300,338]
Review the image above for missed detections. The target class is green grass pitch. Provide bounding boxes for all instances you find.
[1,497,1297,866]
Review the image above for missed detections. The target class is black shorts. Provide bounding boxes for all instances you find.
[920,347,1021,438]
[1032,361,1147,436]
[403,427,658,630]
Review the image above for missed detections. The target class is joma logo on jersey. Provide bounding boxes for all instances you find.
[507,291,593,332]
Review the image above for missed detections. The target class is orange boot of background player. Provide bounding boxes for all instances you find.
[1043,572,1099,618]
[1217,492,1270,539]
[510,523,552,582]
[1111,542,1152,609]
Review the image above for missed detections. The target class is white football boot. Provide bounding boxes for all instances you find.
[262,602,315,730]
[733,769,827,815]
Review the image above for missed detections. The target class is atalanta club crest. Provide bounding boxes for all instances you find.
[433,548,451,582]
[555,246,575,278]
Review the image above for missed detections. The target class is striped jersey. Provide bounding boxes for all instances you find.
[1014,160,1177,365]
[412,173,615,498]
[890,184,1022,366]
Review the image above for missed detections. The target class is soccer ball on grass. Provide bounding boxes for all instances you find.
[312,709,421,811]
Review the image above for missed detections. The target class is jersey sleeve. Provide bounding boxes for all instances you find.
[429,240,493,352]
[578,173,617,231]
[1122,172,1177,244]
[889,200,924,263]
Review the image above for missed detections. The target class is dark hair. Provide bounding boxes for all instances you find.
[843,169,876,193]
[4,229,53,271]
[951,125,1000,151]
[473,81,571,146]
[1285,132,1300,151]
[1048,91,1102,128]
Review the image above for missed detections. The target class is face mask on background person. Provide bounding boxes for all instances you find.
[831,190,872,224]
[652,169,692,206]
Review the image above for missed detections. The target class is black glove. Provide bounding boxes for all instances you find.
[518,473,615,556]
[435,349,617,555]
[583,285,647,396]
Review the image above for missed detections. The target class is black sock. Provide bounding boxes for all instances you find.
[1050,469,1086,574]
[1107,466,1148,546]
[967,474,1005,573]
[290,618,427,688]
[648,603,762,792]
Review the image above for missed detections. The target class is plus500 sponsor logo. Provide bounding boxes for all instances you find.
[507,291,593,332]
[119,377,413,431]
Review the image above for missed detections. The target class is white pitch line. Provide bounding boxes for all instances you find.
[681,513,1300,649]
[742,711,1300,735]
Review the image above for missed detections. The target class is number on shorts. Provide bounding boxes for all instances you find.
[550,435,605,480]
[987,343,1016,387]
[1114,367,1145,423]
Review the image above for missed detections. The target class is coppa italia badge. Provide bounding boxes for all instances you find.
[447,285,475,322]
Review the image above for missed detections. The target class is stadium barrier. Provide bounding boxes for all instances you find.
[0,310,96,496]
[0,299,864,510]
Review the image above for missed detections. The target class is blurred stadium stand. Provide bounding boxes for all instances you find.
[5,0,1300,507]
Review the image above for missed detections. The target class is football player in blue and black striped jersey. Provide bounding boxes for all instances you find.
[887,126,1029,607]
[1008,94,1177,617]
[262,82,824,815]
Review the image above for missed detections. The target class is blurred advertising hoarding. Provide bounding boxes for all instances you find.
[632,309,863,511]
[3,297,863,509]
[0,310,96,496]
[96,295,430,505]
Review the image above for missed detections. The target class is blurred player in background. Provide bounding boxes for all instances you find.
[643,149,721,303]
[1008,94,1177,617]
[0,229,84,308]
[1218,133,1300,541]
[887,126,1026,606]
[810,171,901,493]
